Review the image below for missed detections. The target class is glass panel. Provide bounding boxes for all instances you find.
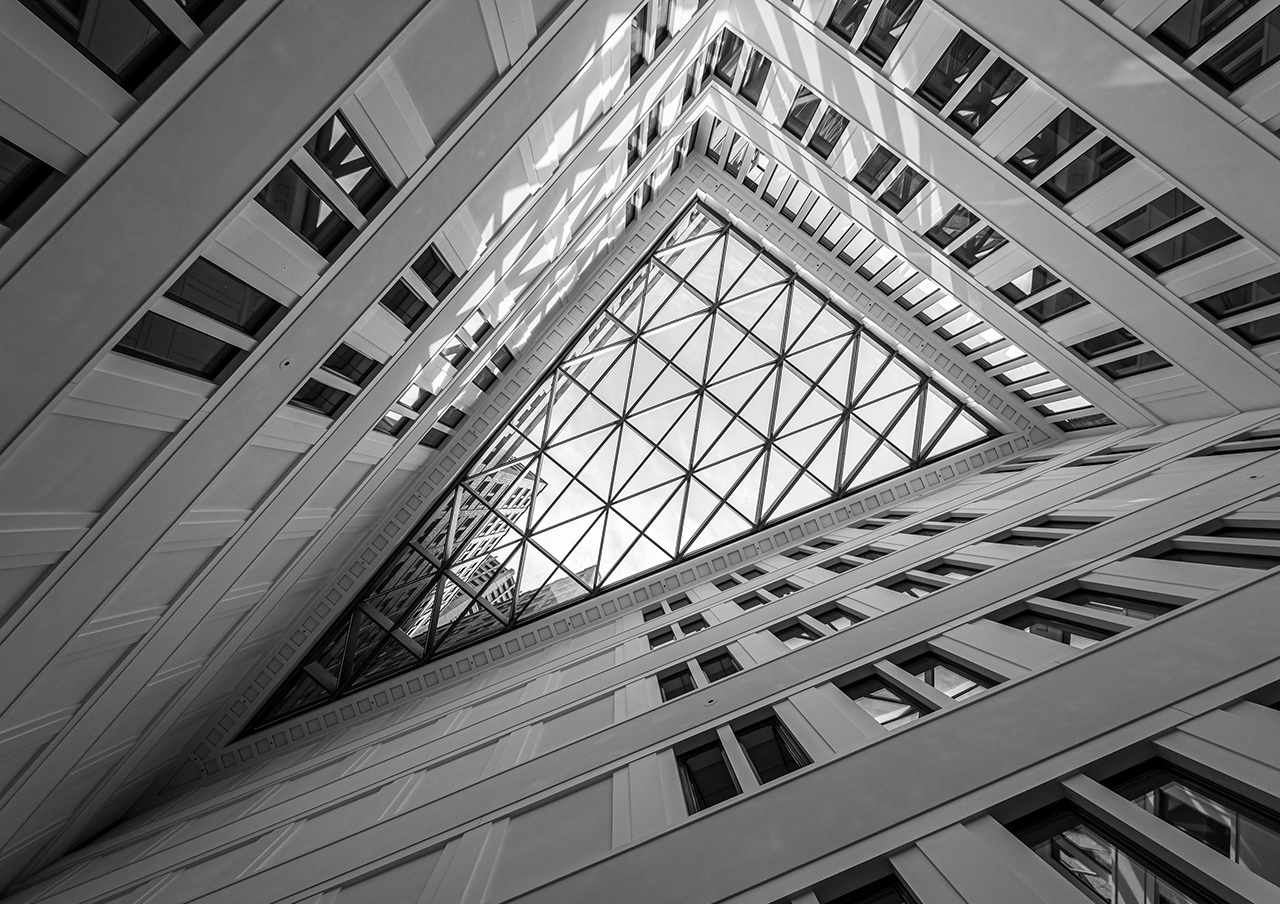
[902,654,989,699]
[783,87,821,139]
[1103,189,1202,248]
[19,0,178,91]
[925,205,977,247]
[700,651,740,681]
[917,32,988,110]
[814,606,859,629]
[0,135,54,225]
[413,245,460,298]
[1197,273,1280,319]
[842,677,923,727]
[322,344,380,386]
[1042,138,1134,203]
[659,668,696,701]
[877,165,927,213]
[678,742,740,811]
[1009,110,1094,178]
[809,109,849,159]
[997,266,1060,303]
[714,30,744,85]
[1024,287,1088,323]
[630,4,648,74]
[1231,311,1280,346]
[736,718,809,783]
[379,280,431,329]
[860,0,923,65]
[1004,613,1108,648]
[290,379,352,417]
[854,146,900,192]
[739,49,771,105]
[949,60,1026,134]
[165,258,281,335]
[1098,351,1171,380]
[1053,587,1175,620]
[950,226,1008,268]
[115,312,238,379]
[1134,218,1241,273]
[828,0,873,42]
[1072,328,1140,360]
[305,113,391,214]
[256,163,354,259]
[1202,8,1280,91]
[1155,0,1260,56]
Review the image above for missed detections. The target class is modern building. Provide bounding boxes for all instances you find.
[2,0,1280,902]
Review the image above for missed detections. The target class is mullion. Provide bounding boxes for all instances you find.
[775,332,858,433]
[760,416,845,521]
[831,328,864,487]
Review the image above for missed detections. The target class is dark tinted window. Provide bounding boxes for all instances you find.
[1103,189,1202,248]
[1042,139,1133,203]
[1010,110,1094,178]
[878,166,927,213]
[412,245,460,298]
[854,145,899,192]
[948,61,1025,134]
[1201,8,1280,90]
[735,717,809,783]
[379,280,431,329]
[256,163,353,259]
[783,88,821,139]
[165,258,282,336]
[290,378,352,417]
[1134,219,1240,273]
[659,668,696,701]
[809,109,849,159]
[1154,0,1260,56]
[0,135,55,226]
[305,113,391,214]
[860,0,923,65]
[677,742,739,811]
[19,0,178,91]
[828,0,872,42]
[700,651,740,681]
[925,205,977,247]
[115,312,239,379]
[321,344,380,386]
[738,50,771,106]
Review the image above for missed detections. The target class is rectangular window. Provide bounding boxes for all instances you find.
[679,615,708,634]
[630,5,648,76]
[649,628,676,648]
[1103,189,1202,248]
[699,650,740,681]
[950,226,1008,268]
[925,204,977,247]
[901,653,990,700]
[705,118,728,162]
[165,258,283,337]
[916,32,988,110]
[828,0,872,43]
[373,411,409,436]
[808,109,849,159]
[1051,586,1176,621]
[997,266,1060,303]
[713,577,740,591]
[1001,612,1110,648]
[1197,273,1280,321]
[782,88,821,139]
[1150,545,1280,569]
[379,280,431,329]
[412,245,460,299]
[0,135,56,227]
[1201,8,1280,91]
[677,741,739,812]
[820,557,859,574]
[305,113,390,214]
[322,344,380,387]
[877,165,927,213]
[948,60,1025,135]
[738,49,771,106]
[290,378,353,418]
[1097,351,1171,380]
[1134,218,1240,273]
[883,577,938,598]
[643,605,664,621]
[736,593,767,610]
[765,580,799,597]
[854,145,900,192]
[1042,138,1133,203]
[257,163,354,259]
[1154,0,1260,57]
[773,623,820,650]
[668,594,692,610]
[1024,288,1088,323]
[841,677,923,728]
[659,667,696,701]
[713,30,744,85]
[735,717,809,783]
[653,0,672,49]
[813,606,860,630]
[860,0,923,66]
[1071,328,1140,360]
[1009,109,1094,179]
[115,312,240,380]
[18,0,178,92]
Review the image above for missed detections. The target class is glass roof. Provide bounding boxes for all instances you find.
[252,202,998,727]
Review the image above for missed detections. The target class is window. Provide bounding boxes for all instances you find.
[950,226,1007,268]
[821,557,859,574]
[668,594,693,610]
[1201,8,1280,91]
[1002,612,1110,648]
[643,605,664,621]
[854,146,900,192]
[877,165,927,213]
[713,30,744,85]
[257,163,353,259]
[998,266,1060,303]
[949,60,1025,134]
[653,0,672,49]
[1154,0,1260,57]
[782,88,821,139]
[1009,110,1094,178]
[1118,765,1280,885]
[165,258,283,336]
[737,593,767,611]
[860,0,922,65]
[813,606,860,631]
[841,677,923,728]
[1051,587,1176,621]
[679,615,708,635]
[0,135,56,228]
[713,578,740,591]
[18,0,179,92]
[699,650,740,682]
[1197,274,1280,322]
[773,623,820,650]
[1071,328,1141,361]
[738,49,771,106]
[1103,189,1202,248]
[373,411,409,436]
[1149,545,1280,569]
[379,281,431,329]
[1042,139,1133,203]
[883,577,938,598]
[1097,351,1171,380]
[321,344,380,387]
[115,312,240,379]
[629,5,648,75]
[735,717,809,783]
[1133,218,1240,273]
[705,118,728,162]
[925,204,977,247]
[677,741,739,812]
[809,109,849,159]
[659,667,696,701]
[1024,288,1089,324]
[901,654,990,700]
[649,628,676,648]
[305,114,390,214]
[626,122,644,171]
[765,580,799,597]
[917,32,988,110]
[828,0,872,42]
[290,379,353,418]
[412,245,460,299]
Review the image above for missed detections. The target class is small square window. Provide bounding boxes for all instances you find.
[643,606,665,622]
[773,623,820,650]
[649,628,676,649]
[713,578,740,591]
[813,606,860,631]
[841,677,923,728]
[677,741,739,812]
[766,580,799,597]
[739,567,766,580]
[699,650,740,682]
[412,245,460,299]
[735,717,810,783]
[256,163,353,259]
[659,667,696,701]
[379,280,431,329]
[736,593,768,611]
[679,615,709,634]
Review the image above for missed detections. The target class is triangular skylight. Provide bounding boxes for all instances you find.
[253,202,998,726]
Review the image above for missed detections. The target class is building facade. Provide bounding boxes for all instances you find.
[2,0,1280,902]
